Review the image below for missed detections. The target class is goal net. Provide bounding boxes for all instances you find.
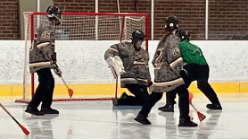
[16,12,149,103]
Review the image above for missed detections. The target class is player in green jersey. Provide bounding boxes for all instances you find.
[158,29,222,112]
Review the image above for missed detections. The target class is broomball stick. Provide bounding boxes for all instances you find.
[61,76,74,98]
[0,103,30,135]
[189,92,206,122]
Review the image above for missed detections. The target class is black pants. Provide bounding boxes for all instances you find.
[28,68,55,109]
[167,64,220,105]
[139,85,189,119]
[117,84,150,106]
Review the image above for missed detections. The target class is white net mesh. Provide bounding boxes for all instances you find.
[22,12,148,101]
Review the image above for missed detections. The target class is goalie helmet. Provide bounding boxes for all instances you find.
[165,16,179,30]
[46,6,61,25]
[131,29,146,42]
[176,29,191,41]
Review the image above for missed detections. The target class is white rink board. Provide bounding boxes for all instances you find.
[0,40,248,84]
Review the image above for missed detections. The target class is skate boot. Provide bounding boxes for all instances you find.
[41,107,59,114]
[206,103,222,110]
[25,106,44,116]
[178,117,198,127]
[158,104,174,112]
[134,114,151,125]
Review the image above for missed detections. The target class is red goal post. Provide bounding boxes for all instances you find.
[15,11,149,103]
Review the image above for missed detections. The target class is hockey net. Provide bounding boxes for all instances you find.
[16,12,149,103]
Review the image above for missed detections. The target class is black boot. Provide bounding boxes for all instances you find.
[158,104,174,112]
[134,114,151,125]
[178,117,198,127]
[41,107,59,114]
[25,106,44,116]
[206,103,222,110]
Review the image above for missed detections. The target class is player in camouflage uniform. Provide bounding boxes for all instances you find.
[134,16,197,127]
[25,6,62,116]
[104,30,152,106]
[158,29,222,112]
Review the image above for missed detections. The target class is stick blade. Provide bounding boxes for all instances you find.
[19,124,30,135]
[197,111,206,122]
[68,88,73,98]
[189,92,193,104]
[189,92,193,100]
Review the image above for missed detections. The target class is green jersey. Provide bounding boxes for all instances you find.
[179,40,207,65]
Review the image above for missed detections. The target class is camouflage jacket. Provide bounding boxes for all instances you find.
[29,21,56,73]
[104,42,151,87]
[150,34,185,93]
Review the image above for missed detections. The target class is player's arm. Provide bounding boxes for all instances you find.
[152,42,167,69]
[104,44,125,78]
[143,51,153,87]
[169,57,183,69]
[166,36,184,70]
[151,41,162,67]
[104,44,119,59]
[39,25,62,77]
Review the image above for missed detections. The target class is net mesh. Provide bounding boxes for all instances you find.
[19,12,148,102]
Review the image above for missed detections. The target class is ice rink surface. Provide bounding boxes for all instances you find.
[0,93,248,139]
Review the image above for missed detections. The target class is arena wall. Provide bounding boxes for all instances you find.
[0,40,248,96]
[1,0,248,40]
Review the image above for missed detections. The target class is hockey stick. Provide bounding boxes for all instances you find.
[0,103,30,135]
[60,77,73,98]
[189,92,206,122]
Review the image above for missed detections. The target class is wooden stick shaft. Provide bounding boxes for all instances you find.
[190,102,198,112]
[0,103,20,125]
[61,77,69,89]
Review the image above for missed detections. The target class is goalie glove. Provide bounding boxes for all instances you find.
[106,56,126,78]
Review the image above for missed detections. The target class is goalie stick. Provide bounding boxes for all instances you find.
[60,77,73,98]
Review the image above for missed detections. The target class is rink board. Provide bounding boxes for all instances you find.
[1,81,248,96]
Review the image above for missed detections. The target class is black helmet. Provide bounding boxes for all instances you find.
[46,6,61,25]
[165,16,179,30]
[176,29,191,41]
[131,29,146,42]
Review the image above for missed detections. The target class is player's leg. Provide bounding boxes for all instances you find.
[196,65,222,110]
[158,90,176,112]
[112,84,146,106]
[157,64,194,112]
[40,69,59,114]
[25,68,52,115]
[124,84,148,105]
[115,85,145,106]
[135,92,163,125]
[177,85,198,127]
